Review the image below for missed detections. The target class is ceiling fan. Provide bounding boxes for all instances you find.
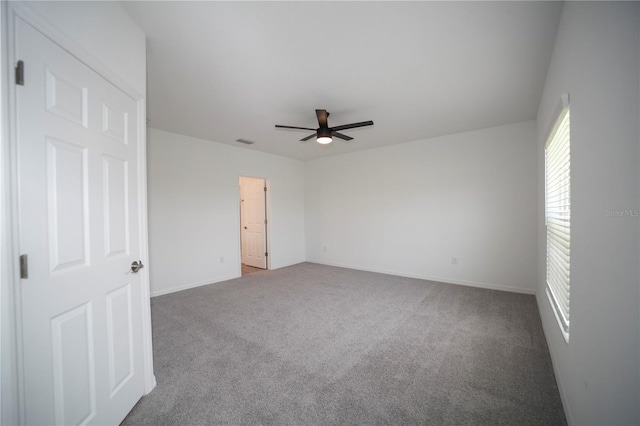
[275,109,374,144]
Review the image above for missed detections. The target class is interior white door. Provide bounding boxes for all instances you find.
[16,17,145,425]
[240,177,267,269]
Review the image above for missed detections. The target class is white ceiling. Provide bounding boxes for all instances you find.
[122,1,563,161]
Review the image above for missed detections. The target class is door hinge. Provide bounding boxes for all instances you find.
[264,219,268,225]
[19,254,28,279]
[15,60,24,86]
[264,186,267,192]
[265,252,268,257]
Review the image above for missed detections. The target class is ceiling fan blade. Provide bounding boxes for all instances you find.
[300,133,317,142]
[275,125,316,131]
[331,120,374,132]
[332,132,353,141]
[316,109,328,128]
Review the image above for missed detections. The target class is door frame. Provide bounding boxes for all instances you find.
[238,175,271,273]
[1,3,156,424]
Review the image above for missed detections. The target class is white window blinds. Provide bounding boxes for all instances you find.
[545,105,570,337]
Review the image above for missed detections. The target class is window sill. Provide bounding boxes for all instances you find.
[546,286,570,344]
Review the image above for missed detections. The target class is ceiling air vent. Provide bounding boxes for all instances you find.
[236,138,255,145]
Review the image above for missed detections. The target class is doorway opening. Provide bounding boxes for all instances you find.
[239,176,269,275]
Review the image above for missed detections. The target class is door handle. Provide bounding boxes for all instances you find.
[131,260,144,273]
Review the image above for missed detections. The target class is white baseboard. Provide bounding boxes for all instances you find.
[305,259,536,295]
[150,261,537,297]
[150,274,240,297]
[149,258,306,298]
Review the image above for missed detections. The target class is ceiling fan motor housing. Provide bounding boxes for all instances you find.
[317,127,332,138]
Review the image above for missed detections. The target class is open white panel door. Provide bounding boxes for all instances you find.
[240,177,267,269]
[16,17,145,425]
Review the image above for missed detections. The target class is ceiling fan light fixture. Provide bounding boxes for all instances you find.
[317,136,332,144]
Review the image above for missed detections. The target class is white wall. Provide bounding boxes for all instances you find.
[536,2,640,425]
[147,128,306,296]
[305,121,538,294]
[1,2,147,424]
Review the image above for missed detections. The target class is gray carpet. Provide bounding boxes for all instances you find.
[122,262,566,425]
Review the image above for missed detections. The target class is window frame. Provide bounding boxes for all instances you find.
[544,93,571,343]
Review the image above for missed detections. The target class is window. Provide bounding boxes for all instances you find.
[545,97,570,341]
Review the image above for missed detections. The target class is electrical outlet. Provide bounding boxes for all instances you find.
[323,246,327,252]
[452,257,458,266]
[219,256,224,264]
